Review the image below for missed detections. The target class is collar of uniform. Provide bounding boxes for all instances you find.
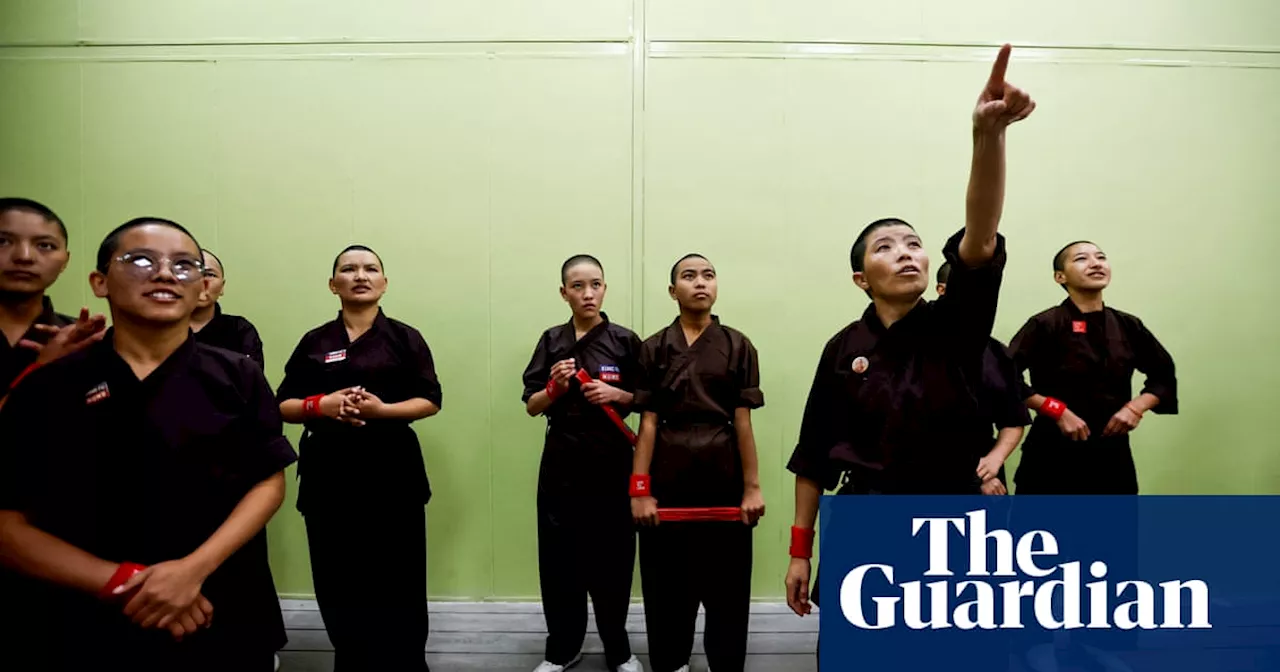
[666,313,720,329]
[37,295,58,325]
[556,311,611,347]
[93,326,199,387]
[1060,297,1106,318]
[331,307,390,342]
[860,299,929,336]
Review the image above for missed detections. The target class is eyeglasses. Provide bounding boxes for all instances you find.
[114,252,205,283]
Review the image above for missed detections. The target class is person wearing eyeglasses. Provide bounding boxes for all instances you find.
[191,249,265,370]
[277,244,442,671]
[0,217,296,671]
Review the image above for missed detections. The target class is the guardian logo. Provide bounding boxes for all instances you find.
[840,509,1211,631]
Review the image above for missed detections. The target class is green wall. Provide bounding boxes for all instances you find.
[2,0,1277,600]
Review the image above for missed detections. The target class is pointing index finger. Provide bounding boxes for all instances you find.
[987,43,1012,89]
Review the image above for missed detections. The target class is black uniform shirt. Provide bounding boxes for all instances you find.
[522,314,642,439]
[1009,299,1178,430]
[633,316,764,506]
[1,296,73,389]
[522,314,642,500]
[787,229,1008,494]
[276,309,442,511]
[193,304,265,369]
[0,331,297,655]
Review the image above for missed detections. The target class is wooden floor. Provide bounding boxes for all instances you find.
[277,600,819,671]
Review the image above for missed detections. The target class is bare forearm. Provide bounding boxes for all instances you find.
[987,427,1024,463]
[525,389,554,416]
[960,130,1006,266]
[1025,393,1046,411]
[0,512,116,594]
[793,477,822,530]
[185,473,286,580]
[632,412,659,475]
[614,390,635,408]
[279,399,306,424]
[379,398,439,421]
[734,408,760,489]
[1129,393,1160,414]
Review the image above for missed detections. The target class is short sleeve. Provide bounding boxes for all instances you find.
[631,339,660,413]
[406,328,444,408]
[1131,318,1178,415]
[241,321,266,370]
[1007,317,1041,398]
[237,362,299,486]
[734,336,764,409]
[786,339,843,491]
[619,330,644,394]
[986,342,1032,429]
[0,372,55,512]
[520,332,552,403]
[934,229,1007,355]
[275,336,316,402]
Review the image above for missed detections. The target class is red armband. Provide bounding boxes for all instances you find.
[8,363,41,391]
[629,474,651,497]
[99,562,147,600]
[302,394,325,419]
[1039,397,1067,420]
[790,526,816,559]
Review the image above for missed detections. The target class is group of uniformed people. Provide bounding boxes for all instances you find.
[0,45,1176,672]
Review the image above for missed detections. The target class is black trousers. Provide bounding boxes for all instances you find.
[639,521,753,672]
[538,498,636,669]
[305,506,430,671]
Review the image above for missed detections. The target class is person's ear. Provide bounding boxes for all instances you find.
[668,284,677,301]
[560,285,569,302]
[1054,270,1067,287]
[936,283,946,296]
[853,272,871,292]
[328,278,339,296]
[90,270,108,299]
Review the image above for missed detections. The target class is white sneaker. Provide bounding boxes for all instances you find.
[616,655,644,672]
[533,653,583,672]
[273,654,280,671]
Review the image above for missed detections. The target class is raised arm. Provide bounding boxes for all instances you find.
[961,44,1035,267]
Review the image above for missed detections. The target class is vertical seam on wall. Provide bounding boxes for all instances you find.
[629,0,647,335]
[77,60,86,308]
[485,53,496,600]
[212,59,221,257]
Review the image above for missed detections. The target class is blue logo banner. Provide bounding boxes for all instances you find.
[817,496,1280,671]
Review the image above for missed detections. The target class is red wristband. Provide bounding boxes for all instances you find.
[99,562,147,600]
[8,363,41,390]
[1040,397,1067,420]
[545,378,565,401]
[790,526,816,559]
[629,474,651,497]
[302,394,324,419]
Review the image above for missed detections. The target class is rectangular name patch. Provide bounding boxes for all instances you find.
[324,349,347,364]
[85,382,110,405]
[1072,320,1088,333]
[599,364,621,382]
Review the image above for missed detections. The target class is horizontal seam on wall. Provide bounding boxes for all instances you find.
[4,40,1279,69]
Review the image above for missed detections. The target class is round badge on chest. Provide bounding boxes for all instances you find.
[852,356,870,374]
